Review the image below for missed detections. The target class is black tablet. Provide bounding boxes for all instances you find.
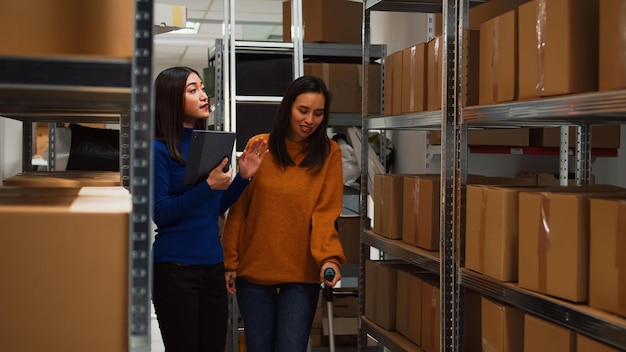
[184,130,237,186]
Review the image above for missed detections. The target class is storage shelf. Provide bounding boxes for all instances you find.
[363,111,442,130]
[363,230,440,275]
[361,316,424,352]
[0,56,131,121]
[461,269,626,351]
[365,0,487,13]
[231,41,385,60]
[468,146,618,157]
[464,90,626,126]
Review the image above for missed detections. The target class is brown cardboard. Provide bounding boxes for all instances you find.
[402,44,428,113]
[3,171,121,187]
[463,292,483,352]
[392,50,404,116]
[336,215,361,265]
[420,276,441,352]
[518,187,626,302]
[481,296,524,352]
[402,175,440,250]
[366,260,420,331]
[322,288,358,317]
[577,333,621,352]
[373,174,384,235]
[282,0,362,44]
[395,268,423,345]
[518,0,599,99]
[429,128,530,147]
[435,0,532,33]
[589,197,626,317]
[465,185,542,282]
[465,30,481,107]
[529,125,621,149]
[523,314,575,352]
[0,0,134,58]
[383,53,395,116]
[379,174,405,240]
[0,187,131,351]
[479,10,518,105]
[427,36,443,111]
[599,0,626,91]
[304,62,381,114]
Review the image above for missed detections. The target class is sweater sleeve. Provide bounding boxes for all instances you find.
[221,182,252,271]
[152,143,215,227]
[309,142,346,268]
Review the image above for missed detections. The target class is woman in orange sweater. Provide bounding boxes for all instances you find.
[222,75,346,352]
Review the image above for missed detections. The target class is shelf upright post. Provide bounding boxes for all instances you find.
[575,123,592,185]
[214,39,225,130]
[358,2,371,351]
[440,0,461,350]
[559,125,569,186]
[21,122,33,172]
[455,0,471,350]
[128,0,154,351]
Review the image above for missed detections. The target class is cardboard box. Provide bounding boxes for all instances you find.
[436,0,533,34]
[402,175,440,250]
[0,187,131,351]
[401,44,428,113]
[365,260,417,330]
[599,0,626,91]
[427,36,443,111]
[304,62,381,114]
[420,276,441,352]
[589,197,626,317]
[392,50,404,115]
[321,317,358,346]
[395,269,424,345]
[518,0,599,99]
[479,10,518,105]
[282,0,361,44]
[517,171,596,187]
[336,215,361,265]
[523,314,575,352]
[577,333,621,352]
[518,186,625,302]
[465,185,542,282]
[383,51,404,116]
[429,128,530,147]
[0,0,134,58]
[529,125,621,149]
[3,171,121,187]
[322,288,358,317]
[372,173,405,240]
[481,296,524,352]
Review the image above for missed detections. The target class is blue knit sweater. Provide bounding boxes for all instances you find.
[152,128,249,265]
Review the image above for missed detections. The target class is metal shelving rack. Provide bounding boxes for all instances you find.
[360,0,468,350]
[360,1,626,351]
[0,1,154,350]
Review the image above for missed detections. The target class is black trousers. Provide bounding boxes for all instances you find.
[152,262,228,352]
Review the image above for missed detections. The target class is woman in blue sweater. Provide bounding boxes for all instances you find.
[151,66,267,352]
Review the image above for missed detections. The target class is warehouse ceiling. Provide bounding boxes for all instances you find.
[154,0,284,73]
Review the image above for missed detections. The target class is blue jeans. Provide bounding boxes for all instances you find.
[235,278,320,352]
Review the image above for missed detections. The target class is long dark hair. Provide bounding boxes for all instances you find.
[269,75,331,174]
[154,66,207,164]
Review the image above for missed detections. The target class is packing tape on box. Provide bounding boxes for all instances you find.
[537,193,552,292]
[478,187,488,272]
[492,17,500,102]
[535,0,547,96]
[618,201,626,314]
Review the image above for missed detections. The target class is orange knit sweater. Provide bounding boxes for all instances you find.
[221,133,346,285]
